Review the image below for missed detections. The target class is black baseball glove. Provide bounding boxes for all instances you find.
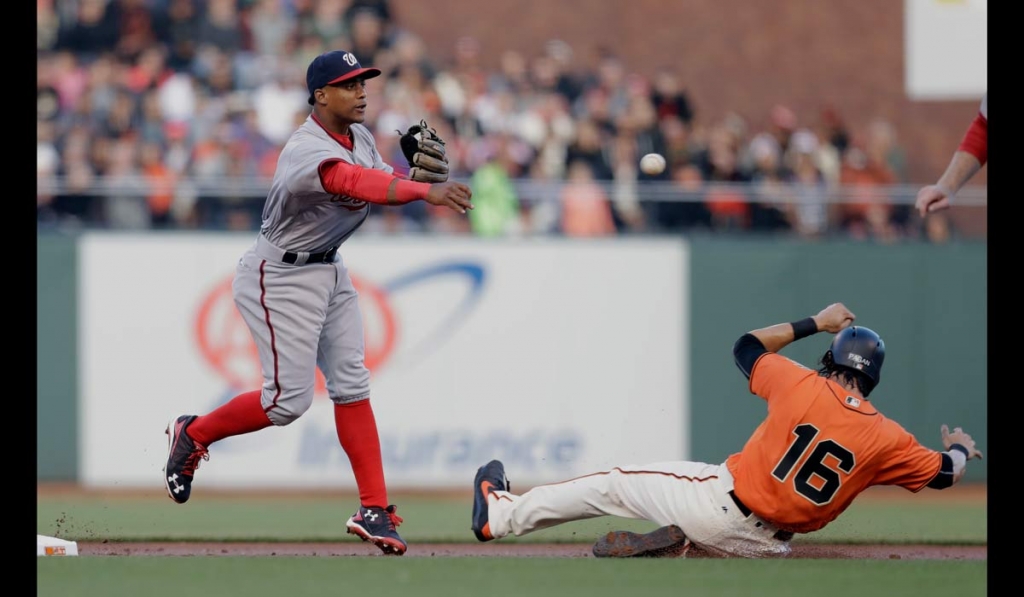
[397,120,449,183]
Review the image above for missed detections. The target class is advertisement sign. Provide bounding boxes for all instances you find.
[79,233,687,489]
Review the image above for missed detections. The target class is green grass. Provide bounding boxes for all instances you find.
[37,490,986,597]
[37,491,986,544]
[37,558,987,597]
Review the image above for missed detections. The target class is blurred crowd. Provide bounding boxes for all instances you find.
[38,0,962,242]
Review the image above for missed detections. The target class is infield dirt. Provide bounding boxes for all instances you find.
[42,483,987,561]
[75,541,985,560]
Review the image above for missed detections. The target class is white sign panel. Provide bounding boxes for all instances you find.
[905,0,987,100]
[79,234,688,489]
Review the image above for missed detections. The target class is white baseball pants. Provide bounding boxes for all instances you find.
[486,460,792,558]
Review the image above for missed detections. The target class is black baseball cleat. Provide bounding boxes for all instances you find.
[592,524,691,558]
[346,505,408,555]
[471,459,510,542]
[163,415,209,504]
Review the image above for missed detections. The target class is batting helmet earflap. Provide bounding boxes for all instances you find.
[823,326,885,393]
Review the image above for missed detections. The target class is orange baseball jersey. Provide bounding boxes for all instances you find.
[725,352,942,533]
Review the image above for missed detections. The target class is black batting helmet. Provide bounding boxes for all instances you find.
[822,326,885,396]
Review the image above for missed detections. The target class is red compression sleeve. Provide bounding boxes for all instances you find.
[335,400,388,508]
[319,160,432,205]
[186,390,273,446]
[957,114,987,166]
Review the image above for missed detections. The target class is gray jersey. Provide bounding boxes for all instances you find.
[979,93,987,121]
[260,116,394,253]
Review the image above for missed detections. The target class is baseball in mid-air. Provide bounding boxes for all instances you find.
[639,153,666,175]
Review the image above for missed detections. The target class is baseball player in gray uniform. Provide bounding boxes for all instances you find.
[162,50,473,556]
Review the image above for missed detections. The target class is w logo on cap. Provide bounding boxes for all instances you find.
[306,49,383,105]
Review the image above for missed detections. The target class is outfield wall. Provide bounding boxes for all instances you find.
[37,232,987,485]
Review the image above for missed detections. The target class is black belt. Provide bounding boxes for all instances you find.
[728,490,753,517]
[729,490,793,542]
[283,246,338,265]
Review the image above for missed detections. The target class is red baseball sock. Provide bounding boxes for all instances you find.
[335,400,388,508]
[187,390,273,446]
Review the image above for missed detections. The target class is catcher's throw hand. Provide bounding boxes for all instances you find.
[398,119,449,183]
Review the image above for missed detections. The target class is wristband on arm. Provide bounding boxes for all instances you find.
[949,443,970,458]
[946,447,968,478]
[790,317,818,340]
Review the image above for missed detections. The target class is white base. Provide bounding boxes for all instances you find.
[37,534,79,556]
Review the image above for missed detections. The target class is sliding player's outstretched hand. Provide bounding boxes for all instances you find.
[941,424,983,460]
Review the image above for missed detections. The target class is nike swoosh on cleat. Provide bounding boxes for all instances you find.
[476,480,495,540]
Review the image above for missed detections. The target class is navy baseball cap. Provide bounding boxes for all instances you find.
[306,50,382,105]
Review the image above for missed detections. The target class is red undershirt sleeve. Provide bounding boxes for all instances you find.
[957,113,987,166]
[319,159,432,205]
